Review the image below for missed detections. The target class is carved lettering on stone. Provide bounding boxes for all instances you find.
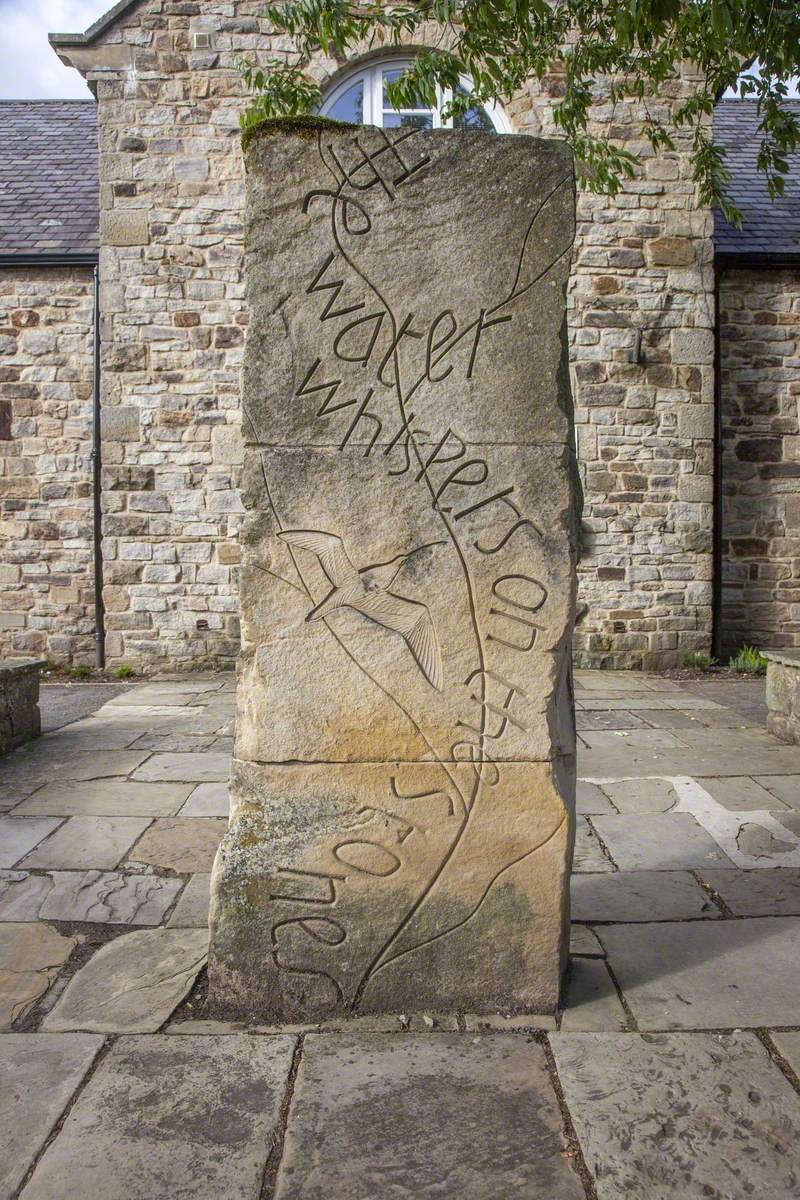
[209,121,579,1020]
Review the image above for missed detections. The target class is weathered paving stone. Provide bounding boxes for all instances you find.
[20,816,152,870]
[755,775,800,809]
[131,752,230,783]
[0,750,149,802]
[601,918,800,1029]
[209,124,579,1021]
[0,871,53,920]
[0,817,62,867]
[127,817,226,873]
[167,872,211,927]
[576,780,616,816]
[273,1034,585,1199]
[43,928,208,1033]
[591,813,733,870]
[695,775,789,812]
[178,781,230,816]
[573,817,615,872]
[0,1033,104,1200]
[38,871,183,925]
[698,868,800,916]
[12,780,193,817]
[560,959,628,1031]
[0,923,75,1029]
[595,777,679,814]
[569,925,605,956]
[20,1035,296,1200]
[771,1030,800,1078]
[571,870,719,922]
[551,1031,800,1199]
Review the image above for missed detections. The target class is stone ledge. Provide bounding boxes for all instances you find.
[0,658,45,758]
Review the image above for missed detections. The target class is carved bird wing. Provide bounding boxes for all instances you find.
[353,589,443,690]
[278,530,360,588]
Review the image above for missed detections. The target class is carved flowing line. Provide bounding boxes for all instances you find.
[367,810,568,977]
[241,404,466,807]
[315,130,573,995]
[317,133,490,790]
[488,171,574,316]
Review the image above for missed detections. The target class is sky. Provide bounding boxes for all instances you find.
[0,0,795,101]
[0,0,110,99]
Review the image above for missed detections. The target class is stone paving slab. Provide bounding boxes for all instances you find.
[771,1031,800,1079]
[756,774,800,809]
[576,711,647,730]
[596,777,679,814]
[560,959,628,1032]
[0,872,54,921]
[43,928,208,1033]
[698,868,800,916]
[20,816,152,870]
[552,1031,800,1200]
[569,925,605,956]
[0,1033,104,1200]
[178,781,229,817]
[38,871,184,925]
[573,818,615,872]
[131,751,230,783]
[20,1035,296,1200]
[0,817,62,867]
[571,870,718,922]
[694,775,789,811]
[126,817,226,873]
[274,1034,585,1200]
[0,923,75,1029]
[167,872,211,927]
[575,781,616,816]
[591,812,733,870]
[12,780,193,818]
[600,917,800,1029]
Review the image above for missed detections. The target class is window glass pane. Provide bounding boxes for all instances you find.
[453,85,496,131]
[328,80,363,123]
[382,68,406,105]
[383,112,433,129]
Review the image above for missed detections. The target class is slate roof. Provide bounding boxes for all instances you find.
[714,99,800,261]
[0,100,99,259]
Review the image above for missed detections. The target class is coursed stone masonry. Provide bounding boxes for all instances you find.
[720,269,800,655]
[48,0,717,670]
[208,123,579,1019]
[0,268,95,665]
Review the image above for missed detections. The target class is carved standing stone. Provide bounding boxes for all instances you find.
[208,119,579,1020]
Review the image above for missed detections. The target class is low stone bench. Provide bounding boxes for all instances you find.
[0,659,46,757]
[763,650,800,744]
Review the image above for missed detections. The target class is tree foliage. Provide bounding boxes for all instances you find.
[240,0,800,225]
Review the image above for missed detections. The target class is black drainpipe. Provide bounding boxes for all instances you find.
[92,264,106,669]
[711,264,723,662]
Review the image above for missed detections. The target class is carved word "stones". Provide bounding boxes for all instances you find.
[209,121,579,1021]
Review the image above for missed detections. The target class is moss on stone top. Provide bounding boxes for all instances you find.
[242,114,358,152]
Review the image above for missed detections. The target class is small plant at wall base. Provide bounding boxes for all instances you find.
[729,645,768,674]
[246,0,800,225]
[680,651,717,671]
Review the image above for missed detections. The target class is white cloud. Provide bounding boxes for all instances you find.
[0,0,112,98]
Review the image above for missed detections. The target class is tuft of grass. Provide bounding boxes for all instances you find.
[114,664,135,680]
[71,664,91,680]
[680,651,716,670]
[729,644,768,675]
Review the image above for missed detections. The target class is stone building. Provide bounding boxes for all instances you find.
[0,0,798,670]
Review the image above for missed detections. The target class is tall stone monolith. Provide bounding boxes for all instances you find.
[208,118,579,1020]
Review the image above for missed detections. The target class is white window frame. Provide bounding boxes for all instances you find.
[320,56,511,133]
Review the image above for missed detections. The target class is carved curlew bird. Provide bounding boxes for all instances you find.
[278,529,444,690]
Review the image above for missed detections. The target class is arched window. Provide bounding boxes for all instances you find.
[319,57,510,133]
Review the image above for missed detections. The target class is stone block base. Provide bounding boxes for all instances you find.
[764,651,800,744]
[0,659,45,757]
[208,757,574,1022]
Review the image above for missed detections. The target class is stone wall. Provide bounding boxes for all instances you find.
[719,267,800,655]
[0,659,43,756]
[56,0,716,669]
[0,267,96,665]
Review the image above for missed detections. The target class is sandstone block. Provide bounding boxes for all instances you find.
[209,122,578,1021]
[101,210,149,247]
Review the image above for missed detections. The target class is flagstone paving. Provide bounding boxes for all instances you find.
[0,668,799,1197]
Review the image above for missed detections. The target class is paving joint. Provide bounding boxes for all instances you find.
[259,1033,305,1200]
